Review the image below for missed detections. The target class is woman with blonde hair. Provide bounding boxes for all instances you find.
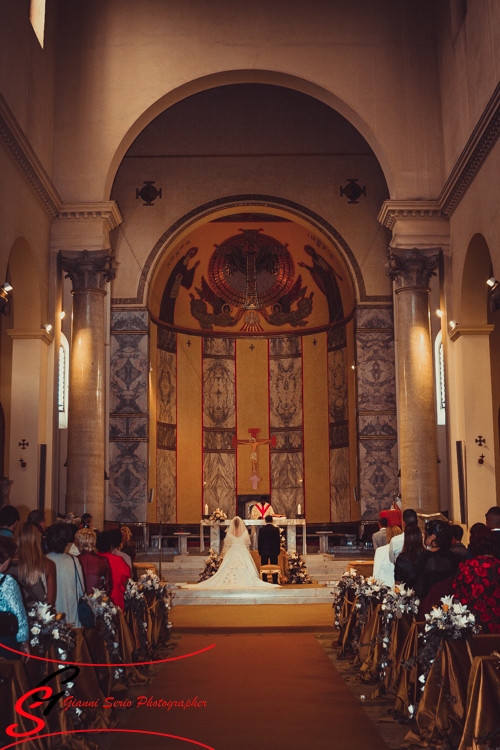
[121,526,136,563]
[10,522,56,607]
[373,525,403,586]
[74,528,112,596]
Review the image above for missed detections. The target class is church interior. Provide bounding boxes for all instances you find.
[0,1,500,748]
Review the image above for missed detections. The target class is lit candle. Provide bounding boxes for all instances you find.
[204,503,208,515]
[298,504,301,515]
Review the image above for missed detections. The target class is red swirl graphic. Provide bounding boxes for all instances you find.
[0,643,215,666]
[1,729,215,749]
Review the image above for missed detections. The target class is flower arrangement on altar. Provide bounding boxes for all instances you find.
[198,549,221,581]
[209,508,227,524]
[83,589,124,678]
[287,550,312,584]
[27,603,81,725]
[279,527,286,550]
[332,569,364,627]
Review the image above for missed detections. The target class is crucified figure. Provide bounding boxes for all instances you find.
[232,429,276,472]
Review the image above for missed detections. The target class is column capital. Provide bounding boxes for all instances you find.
[51,201,123,252]
[378,200,450,252]
[60,250,118,292]
[385,248,440,290]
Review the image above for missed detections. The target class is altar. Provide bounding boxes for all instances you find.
[200,518,307,555]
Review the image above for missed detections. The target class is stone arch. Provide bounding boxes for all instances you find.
[7,237,42,330]
[104,70,394,200]
[460,233,492,326]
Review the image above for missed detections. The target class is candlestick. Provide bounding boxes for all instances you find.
[297,504,301,515]
[204,503,208,515]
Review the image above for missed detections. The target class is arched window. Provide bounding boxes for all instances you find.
[30,0,46,47]
[58,333,69,429]
[435,330,446,425]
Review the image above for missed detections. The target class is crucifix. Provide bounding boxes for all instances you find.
[232,428,276,477]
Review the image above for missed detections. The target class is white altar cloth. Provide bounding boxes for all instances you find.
[199,518,306,555]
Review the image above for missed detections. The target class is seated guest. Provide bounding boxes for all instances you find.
[74,529,112,596]
[373,526,403,586]
[414,520,461,616]
[46,524,85,627]
[0,505,20,538]
[466,523,488,559]
[109,529,133,576]
[372,517,389,551]
[389,508,418,563]
[394,523,425,589]
[121,526,137,563]
[0,536,29,662]
[27,509,48,553]
[450,524,467,558]
[10,522,57,607]
[452,525,500,633]
[95,531,129,609]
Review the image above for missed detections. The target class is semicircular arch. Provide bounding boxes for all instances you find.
[460,233,492,326]
[105,70,394,200]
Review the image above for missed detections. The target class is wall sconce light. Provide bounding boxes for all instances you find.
[488,277,500,312]
[449,320,457,329]
[44,323,53,333]
[0,282,13,316]
[19,457,27,468]
[436,309,443,318]
[60,311,66,320]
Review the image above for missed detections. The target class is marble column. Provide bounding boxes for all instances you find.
[61,250,117,528]
[386,248,440,513]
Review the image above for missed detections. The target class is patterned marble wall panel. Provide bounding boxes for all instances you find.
[110,334,148,414]
[203,358,236,428]
[270,453,304,516]
[269,337,301,357]
[110,416,148,440]
[203,338,235,357]
[157,423,176,449]
[358,439,399,519]
[271,430,303,451]
[356,331,396,412]
[330,447,350,522]
[358,414,397,438]
[356,308,393,330]
[203,453,236,517]
[203,431,235,451]
[328,348,348,422]
[108,441,148,522]
[329,422,349,448]
[157,349,176,424]
[111,310,149,332]
[269,357,303,428]
[157,449,176,523]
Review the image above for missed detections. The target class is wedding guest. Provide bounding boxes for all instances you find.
[95,531,129,609]
[394,523,425,589]
[80,513,93,530]
[74,528,112,596]
[46,524,84,627]
[485,507,500,558]
[414,520,460,616]
[372,517,388,551]
[0,505,20,538]
[66,523,80,556]
[0,536,29,662]
[373,526,403,586]
[466,523,488,559]
[27,509,48,553]
[9,522,57,608]
[452,525,500,633]
[109,529,133,576]
[389,508,418,563]
[121,526,137,563]
[450,524,467,558]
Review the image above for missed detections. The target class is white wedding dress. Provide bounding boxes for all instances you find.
[182,517,280,590]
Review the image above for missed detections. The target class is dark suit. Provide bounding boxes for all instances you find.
[258,523,281,583]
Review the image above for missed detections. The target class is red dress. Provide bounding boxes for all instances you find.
[103,552,129,610]
[452,556,500,634]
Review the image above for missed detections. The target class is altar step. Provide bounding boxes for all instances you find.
[170,584,335,606]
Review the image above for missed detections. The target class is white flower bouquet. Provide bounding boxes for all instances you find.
[198,549,221,581]
[83,589,123,671]
[331,569,364,626]
[209,508,227,524]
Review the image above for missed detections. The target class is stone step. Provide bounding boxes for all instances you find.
[171,585,335,606]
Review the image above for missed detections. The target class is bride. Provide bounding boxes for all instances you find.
[183,516,280,589]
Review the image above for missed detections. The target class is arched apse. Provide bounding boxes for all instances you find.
[460,233,492,326]
[105,70,394,200]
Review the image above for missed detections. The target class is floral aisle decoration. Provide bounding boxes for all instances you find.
[124,579,151,658]
[27,603,81,726]
[332,570,364,627]
[84,589,124,679]
[351,577,390,649]
[208,508,227,524]
[138,571,173,645]
[287,550,312,584]
[198,549,221,581]
[375,584,420,683]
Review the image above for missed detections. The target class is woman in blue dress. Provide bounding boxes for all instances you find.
[0,535,29,661]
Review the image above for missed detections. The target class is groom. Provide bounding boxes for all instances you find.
[258,515,281,584]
